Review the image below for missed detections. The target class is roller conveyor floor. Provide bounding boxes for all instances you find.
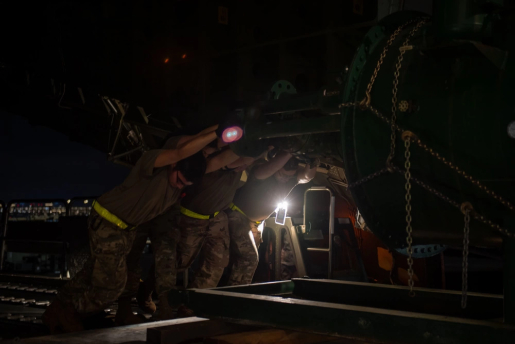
[0,274,150,341]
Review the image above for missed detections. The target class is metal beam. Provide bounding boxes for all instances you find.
[213,21,376,57]
[504,237,515,324]
[188,287,515,344]
[292,278,503,320]
[256,91,341,116]
[212,281,294,296]
[245,116,341,140]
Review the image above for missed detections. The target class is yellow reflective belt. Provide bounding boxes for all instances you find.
[229,203,261,224]
[92,200,133,230]
[229,202,245,216]
[180,206,219,220]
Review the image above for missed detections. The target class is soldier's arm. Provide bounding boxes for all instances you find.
[297,158,319,184]
[253,150,292,180]
[154,125,218,168]
[205,148,240,173]
[227,156,255,169]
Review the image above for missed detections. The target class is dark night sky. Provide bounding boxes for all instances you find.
[1,111,128,203]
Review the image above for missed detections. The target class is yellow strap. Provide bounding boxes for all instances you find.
[229,202,245,216]
[92,200,130,230]
[230,203,261,224]
[180,206,219,220]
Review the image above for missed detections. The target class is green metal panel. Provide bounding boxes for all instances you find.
[340,10,515,249]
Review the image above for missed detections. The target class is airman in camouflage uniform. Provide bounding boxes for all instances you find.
[176,158,250,289]
[42,128,218,333]
[135,145,251,320]
[226,152,318,285]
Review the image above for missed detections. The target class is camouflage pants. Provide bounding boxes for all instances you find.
[226,210,260,286]
[57,210,137,314]
[176,211,230,289]
[123,209,179,298]
[281,227,297,280]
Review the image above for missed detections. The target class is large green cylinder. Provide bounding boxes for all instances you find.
[341,11,515,249]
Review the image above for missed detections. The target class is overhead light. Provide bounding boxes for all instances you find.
[84,200,89,204]
[67,199,71,204]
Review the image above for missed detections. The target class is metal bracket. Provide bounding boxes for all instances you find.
[303,187,335,279]
[296,225,306,234]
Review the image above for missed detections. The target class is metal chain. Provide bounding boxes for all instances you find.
[347,168,389,189]
[390,165,514,238]
[387,19,428,168]
[461,206,471,309]
[339,16,513,241]
[390,166,460,208]
[341,103,514,237]
[404,136,415,296]
[360,19,418,109]
[413,140,514,212]
[342,101,515,215]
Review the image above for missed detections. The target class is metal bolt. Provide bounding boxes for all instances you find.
[399,100,409,112]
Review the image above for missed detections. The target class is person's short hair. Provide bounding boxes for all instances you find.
[282,157,299,171]
[175,151,206,184]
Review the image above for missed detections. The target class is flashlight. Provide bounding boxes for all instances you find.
[275,201,288,225]
[222,126,243,143]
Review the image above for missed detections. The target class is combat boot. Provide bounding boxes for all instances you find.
[115,296,146,326]
[136,281,156,314]
[42,298,84,334]
[177,304,195,318]
[152,293,174,320]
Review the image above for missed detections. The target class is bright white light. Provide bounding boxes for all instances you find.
[275,201,288,225]
[257,222,264,233]
[84,200,89,204]
[67,199,71,204]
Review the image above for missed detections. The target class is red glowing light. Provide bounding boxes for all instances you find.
[182,54,187,59]
[164,58,169,63]
[222,126,243,143]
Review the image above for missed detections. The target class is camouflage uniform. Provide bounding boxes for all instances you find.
[281,227,297,280]
[226,210,260,285]
[53,138,183,315]
[123,207,180,298]
[227,165,298,286]
[58,210,137,314]
[176,211,230,288]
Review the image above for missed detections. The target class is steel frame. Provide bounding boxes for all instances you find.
[187,278,515,344]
